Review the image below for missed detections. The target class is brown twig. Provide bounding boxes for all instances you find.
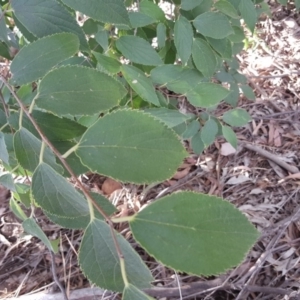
[241,142,299,174]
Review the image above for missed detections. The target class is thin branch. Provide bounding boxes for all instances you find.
[0,75,125,268]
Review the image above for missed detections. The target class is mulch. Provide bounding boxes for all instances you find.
[1,1,300,299]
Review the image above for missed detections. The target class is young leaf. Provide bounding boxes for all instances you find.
[79,219,153,292]
[238,0,257,33]
[182,120,200,139]
[14,128,63,173]
[31,163,88,217]
[222,108,251,126]
[36,66,127,116]
[76,110,187,183]
[61,0,130,26]
[23,218,58,253]
[241,84,255,100]
[121,65,160,106]
[10,33,79,86]
[174,16,193,65]
[130,191,259,276]
[11,0,89,51]
[0,173,16,192]
[123,284,154,300]
[10,198,27,221]
[116,36,162,66]
[193,12,233,39]
[93,52,122,75]
[187,83,230,107]
[140,0,165,22]
[200,118,219,147]
[222,125,237,148]
[191,131,205,154]
[192,38,217,78]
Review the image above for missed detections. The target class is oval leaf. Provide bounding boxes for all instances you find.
[239,0,257,33]
[193,12,233,39]
[121,65,160,106]
[187,83,230,107]
[76,110,187,183]
[31,163,88,217]
[36,66,127,116]
[79,219,153,292]
[14,128,63,173]
[116,36,162,66]
[174,16,193,65]
[200,118,219,147]
[10,33,79,86]
[222,125,237,148]
[61,0,130,26]
[130,191,259,276]
[222,108,251,126]
[192,38,217,78]
[11,0,89,51]
[123,284,154,300]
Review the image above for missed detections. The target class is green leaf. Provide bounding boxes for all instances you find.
[76,110,186,183]
[192,38,217,78]
[200,118,218,147]
[241,84,255,100]
[95,29,109,51]
[129,12,156,28]
[151,65,204,95]
[0,8,8,43]
[36,66,127,116]
[224,82,239,106]
[31,163,88,217]
[157,23,166,49]
[207,38,232,59]
[187,83,230,107]
[174,16,193,65]
[11,0,89,51]
[191,131,205,154]
[45,192,117,229]
[23,218,58,253]
[14,128,63,173]
[0,173,16,192]
[116,36,162,66]
[228,26,245,43]
[93,52,122,75]
[140,0,165,22]
[10,198,27,221]
[222,108,251,126]
[193,12,233,39]
[0,132,9,165]
[61,0,130,26]
[123,284,154,300]
[121,65,160,106]
[215,0,240,18]
[182,120,200,139]
[10,33,79,86]
[145,108,192,128]
[79,219,153,292]
[13,14,37,43]
[130,191,259,276]
[222,125,237,148]
[238,0,257,33]
[181,0,203,10]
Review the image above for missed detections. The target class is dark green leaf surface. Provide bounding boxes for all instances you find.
[215,0,240,18]
[14,128,63,173]
[61,0,130,25]
[11,0,89,51]
[174,16,193,65]
[239,1,257,33]
[79,219,153,292]
[116,36,162,66]
[192,38,217,78]
[36,66,127,116]
[129,12,156,28]
[193,12,233,39]
[10,33,79,86]
[31,163,88,217]
[181,0,203,11]
[140,0,165,22]
[130,191,259,276]
[222,125,237,148]
[76,110,186,183]
[0,133,9,165]
[200,118,219,147]
[121,65,160,106]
